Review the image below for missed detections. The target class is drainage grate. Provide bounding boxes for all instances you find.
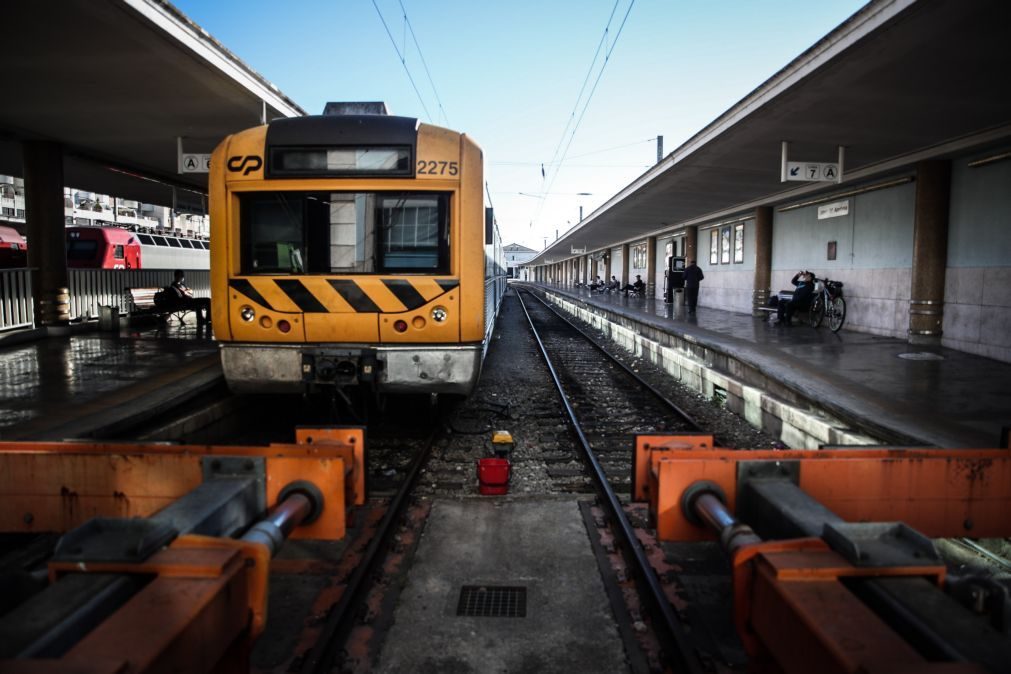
[456,585,527,617]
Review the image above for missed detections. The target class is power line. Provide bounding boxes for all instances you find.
[530,0,635,228]
[397,0,450,127]
[371,0,433,122]
[491,137,656,166]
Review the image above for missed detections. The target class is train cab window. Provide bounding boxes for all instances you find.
[66,239,98,261]
[113,245,124,260]
[239,191,449,275]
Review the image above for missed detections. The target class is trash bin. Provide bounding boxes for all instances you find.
[99,305,120,331]
[673,288,685,306]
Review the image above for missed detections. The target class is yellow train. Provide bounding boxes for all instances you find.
[209,111,505,397]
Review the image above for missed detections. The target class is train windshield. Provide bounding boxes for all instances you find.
[66,239,99,261]
[239,191,449,275]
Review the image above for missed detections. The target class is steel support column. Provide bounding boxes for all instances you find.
[23,141,69,329]
[908,160,951,345]
[753,206,773,314]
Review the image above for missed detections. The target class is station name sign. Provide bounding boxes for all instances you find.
[571,246,587,254]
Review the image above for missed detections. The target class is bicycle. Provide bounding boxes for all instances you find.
[809,277,846,332]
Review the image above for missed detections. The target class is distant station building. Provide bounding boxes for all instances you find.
[503,242,537,279]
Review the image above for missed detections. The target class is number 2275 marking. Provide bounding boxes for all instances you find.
[417,160,459,176]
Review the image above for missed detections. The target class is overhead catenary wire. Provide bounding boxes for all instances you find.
[371,0,434,122]
[397,0,450,127]
[491,136,656,166]
[530,0,636,231]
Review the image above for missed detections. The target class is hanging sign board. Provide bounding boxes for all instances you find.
[571,246,586,254]
[786,161,840,182]
[180,153,211,174]
[818,200,850,219]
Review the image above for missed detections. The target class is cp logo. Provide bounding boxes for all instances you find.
[227,155,263,175]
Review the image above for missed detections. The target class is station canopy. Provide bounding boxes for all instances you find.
[0,0,305,213]
[532,0,1011,264]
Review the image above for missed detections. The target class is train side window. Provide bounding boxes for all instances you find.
[167,238,182,248]
[180,239,194,248]
[138,234,155,245]
[153,236,168,246]
[113,245,124,259]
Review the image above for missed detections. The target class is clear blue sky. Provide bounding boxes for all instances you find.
[173,0,866,251]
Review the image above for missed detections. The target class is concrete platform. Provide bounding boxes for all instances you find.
[376,498,628,674]
[0,317,220,440]
[531,283,1011,449]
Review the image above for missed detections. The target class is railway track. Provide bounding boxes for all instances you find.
[515,287,709,673]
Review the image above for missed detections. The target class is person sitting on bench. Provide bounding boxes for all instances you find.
[156,270,211,326]
[622,274,646,296]
[779,270,814,326]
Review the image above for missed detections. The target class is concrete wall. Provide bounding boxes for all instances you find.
[609,246,622,283]
[696,219,756,313]
[944,152,1011,362]
[772,180,916,338]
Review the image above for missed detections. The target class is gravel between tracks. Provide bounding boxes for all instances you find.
[418,288,779,499]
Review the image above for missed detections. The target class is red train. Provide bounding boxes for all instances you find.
[66,226,141,269]
[65,226,209,270]
[0,225,27,267]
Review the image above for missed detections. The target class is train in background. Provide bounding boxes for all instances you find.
[65,225,210,269]
[209,110,506,400]
[0,225,27,267]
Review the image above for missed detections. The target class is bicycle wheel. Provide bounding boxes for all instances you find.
[809,295,825,327]
[828,296,847,332]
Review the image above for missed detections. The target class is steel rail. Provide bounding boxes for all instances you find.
[523,288,708,435]
[299,430,437,674]
[516,289,704,674]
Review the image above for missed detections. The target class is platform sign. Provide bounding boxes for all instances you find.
[180,153,211,174]
[786,161,839,182]
[571,246,586,254]
[818,200,850,219]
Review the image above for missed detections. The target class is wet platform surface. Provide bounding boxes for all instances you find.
[534,282,1011,449]
[0,317,220,440]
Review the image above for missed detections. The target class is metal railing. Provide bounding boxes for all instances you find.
[0,268,34,332]
[0,268,211,332]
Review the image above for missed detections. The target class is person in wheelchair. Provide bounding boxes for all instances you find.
[779,270,814,325]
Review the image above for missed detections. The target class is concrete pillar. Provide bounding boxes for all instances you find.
[753,207,773,314]
[24,141,69,329]
[646,236,657,298]
[685,226,698,265]
[908,160,951,344]
[621,243,630,286]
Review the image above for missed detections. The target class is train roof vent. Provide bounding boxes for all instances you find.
[322,101,389,116]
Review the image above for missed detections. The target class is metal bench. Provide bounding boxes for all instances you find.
[124,287,187,324]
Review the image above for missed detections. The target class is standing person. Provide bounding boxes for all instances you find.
[683,260,704,314]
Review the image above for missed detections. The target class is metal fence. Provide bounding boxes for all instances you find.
[0,268,34,332]
[0,268,211,331]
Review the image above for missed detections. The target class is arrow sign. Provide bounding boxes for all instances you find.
[786,161,840,182]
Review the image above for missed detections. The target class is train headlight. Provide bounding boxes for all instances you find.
[240,306,255,322]
[393,319,408,333]
[431,306,448,322]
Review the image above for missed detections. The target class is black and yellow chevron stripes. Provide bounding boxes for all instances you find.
[230,277,459,313]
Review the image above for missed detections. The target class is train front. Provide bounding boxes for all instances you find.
[210,114,487,396]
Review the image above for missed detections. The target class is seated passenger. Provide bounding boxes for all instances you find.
[607,275,621,292]
[779,271,814,325]
[622,274,646,295]
[589,275,604,291]
[155,270,211,326]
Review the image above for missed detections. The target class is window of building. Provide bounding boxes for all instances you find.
[733,223,744,263]
[710,230,719,265]
[631,243,647,269]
